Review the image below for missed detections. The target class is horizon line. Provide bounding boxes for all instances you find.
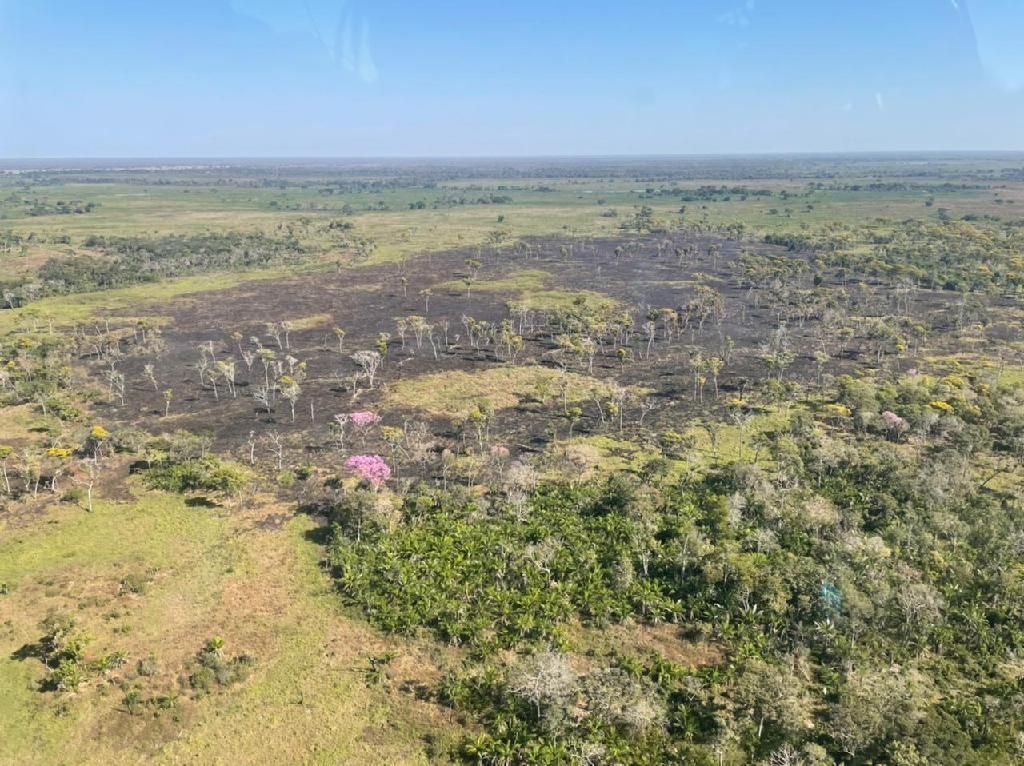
[3,149,1024,167]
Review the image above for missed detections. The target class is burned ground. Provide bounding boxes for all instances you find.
[78,230,979,478]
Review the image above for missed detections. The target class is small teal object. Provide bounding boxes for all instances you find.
[820,582,843,612]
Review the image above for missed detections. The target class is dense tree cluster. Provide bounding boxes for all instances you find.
[0,232,307,306]
[325,368,1024,764]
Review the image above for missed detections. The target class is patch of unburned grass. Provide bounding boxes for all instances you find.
[0,403,44,446]
[0,264,333,335]
[680,408,793,468]
[517,289,620,312]
[542,406,794,483]
[284,312,334,331]
[434,269,620,313]
[386,365,621,418]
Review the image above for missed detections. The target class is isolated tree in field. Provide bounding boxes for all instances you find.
[408,316,429,350]
[163,389,173,417]
[265,322,283,350]
[565,406,583,439]
[252,383,275,414]
[687,348,705,400]
[107,369,126,405]
[463,257,482,297]
[692,283,726,334]
[207,363,222,400]
[258,348,277,388]
[79,458,98,512]
[394,317,408,349]
[607,385,629,432]
[350,411,381,448]
[706,356,725,398]
[352,350,382,388]
[240,348,256,375]
[332,327,346,355]
[644,321,657,359]
[143,363,158,391]
[419,288,432,314]
[279,375,301,422]
[20,448,42,498]
[87,425,110,460]
[44,447,72,494]
[217,359,237,398]
[331,413,350,450]
[708,242,722,269]
[266,431,285,471]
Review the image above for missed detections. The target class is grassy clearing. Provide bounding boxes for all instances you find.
[549,406,794,482]
[386,365,622,418]
[0,490,461,765]
[0,402,46,447]
[0,265,318,334]
[284,312,334,331]
[434,268,620,312]
[517,289,620,312]
[0,492,229,765]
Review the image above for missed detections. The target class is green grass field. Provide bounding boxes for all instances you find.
[0,486,462,765]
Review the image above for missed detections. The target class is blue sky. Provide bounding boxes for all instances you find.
[0,0,1022,157]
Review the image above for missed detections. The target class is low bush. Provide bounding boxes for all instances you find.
[142,456,247,495]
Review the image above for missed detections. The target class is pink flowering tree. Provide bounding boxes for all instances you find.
[881,410,908,440]
[349,410,381,447]
[345,454,391,489]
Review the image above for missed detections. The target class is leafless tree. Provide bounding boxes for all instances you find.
[351,350,382,388]
[143,363,158,391]
[266,431,285,471]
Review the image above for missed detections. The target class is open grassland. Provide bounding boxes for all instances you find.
[386,366,634,419]
[0,489,463,765]
[4,159,1024,339]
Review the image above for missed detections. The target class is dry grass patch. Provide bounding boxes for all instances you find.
[0,490,464,765]
[284,312,334,331]
[386,366,623,418]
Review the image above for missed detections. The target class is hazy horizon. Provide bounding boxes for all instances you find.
[4,150,1024,167]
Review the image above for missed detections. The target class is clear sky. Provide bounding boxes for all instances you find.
[1,0,1022,157]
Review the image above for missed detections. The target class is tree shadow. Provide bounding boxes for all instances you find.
[10,640,44,662]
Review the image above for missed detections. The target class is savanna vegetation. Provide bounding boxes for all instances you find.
[1,155,1023,765]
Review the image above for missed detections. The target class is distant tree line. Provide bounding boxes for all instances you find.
[0,232,307,307]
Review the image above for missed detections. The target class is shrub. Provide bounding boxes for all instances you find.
[187,638,254,697]
[142,456,247,495]
[136,654,159,677]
